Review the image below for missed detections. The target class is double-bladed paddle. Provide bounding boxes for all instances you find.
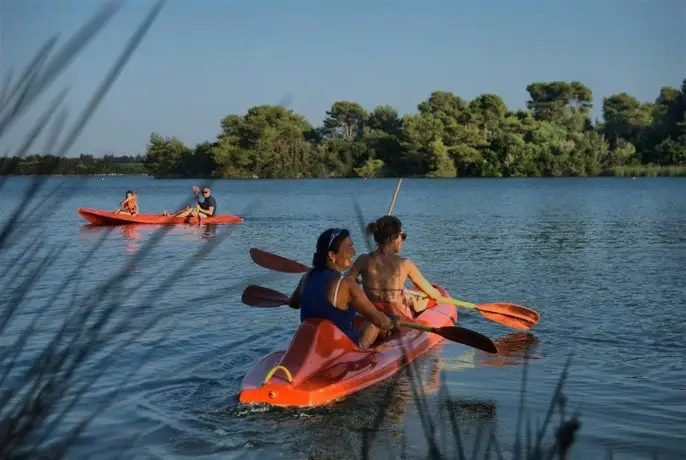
[241,284,498,354]
[248,247,540,330]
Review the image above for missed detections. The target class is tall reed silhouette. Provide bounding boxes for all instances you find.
[0,1,263,457]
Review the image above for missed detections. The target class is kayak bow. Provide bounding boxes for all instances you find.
[238,284,459,407]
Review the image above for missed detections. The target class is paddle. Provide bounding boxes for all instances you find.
[248,248,540,330]
[242,284,299,309]
[249,248,309,274]
[387,177,403,215]
[241,284,498,354]
[404,288,539,330]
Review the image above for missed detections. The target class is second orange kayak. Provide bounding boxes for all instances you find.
[77,208,244,225]
[238,284,458,407]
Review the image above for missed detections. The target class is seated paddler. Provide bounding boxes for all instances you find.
[288,228,394,349]
[346,215,442,324]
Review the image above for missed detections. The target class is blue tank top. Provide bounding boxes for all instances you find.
[300,268,359,344]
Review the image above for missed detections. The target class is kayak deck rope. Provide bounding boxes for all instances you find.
[264,365,293,384]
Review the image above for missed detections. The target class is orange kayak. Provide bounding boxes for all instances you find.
[238,284,458,407]
[77,208,244,225]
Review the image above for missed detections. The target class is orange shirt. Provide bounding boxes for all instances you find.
[123,196,138,214]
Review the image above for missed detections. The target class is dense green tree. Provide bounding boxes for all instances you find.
[212,105,317,178]
[143,133,189,177]
[602,93,652,152]
[526,81,593,124]
[322,101,368,140]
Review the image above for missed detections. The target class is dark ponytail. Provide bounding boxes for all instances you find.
[312,251,328,268]
[367,215,402,245]
[312,228,351,269]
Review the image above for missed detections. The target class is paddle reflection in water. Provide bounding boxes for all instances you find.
[478,331,541,367]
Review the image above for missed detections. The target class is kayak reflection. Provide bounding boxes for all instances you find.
[79,223,141,253]
[120,225,141,253]
[198,223,218,240]
[79,222,220,244]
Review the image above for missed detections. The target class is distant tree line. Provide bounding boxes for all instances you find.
[142,79,686,178]
[3,79,684,178]
[0,154,146,176]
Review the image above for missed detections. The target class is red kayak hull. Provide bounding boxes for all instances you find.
[238,285,458,407]
[77,207,244,225]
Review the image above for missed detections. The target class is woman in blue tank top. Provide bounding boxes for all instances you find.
[288,228,394,348]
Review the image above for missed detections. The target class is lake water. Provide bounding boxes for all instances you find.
[1,176,684,459]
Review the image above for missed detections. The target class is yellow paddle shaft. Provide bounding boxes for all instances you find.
[395,319,434,333]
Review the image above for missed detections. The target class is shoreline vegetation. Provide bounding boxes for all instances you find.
[3,164,686,178]
[2,79,685,179]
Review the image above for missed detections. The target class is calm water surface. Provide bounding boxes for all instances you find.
[1,177,684,459]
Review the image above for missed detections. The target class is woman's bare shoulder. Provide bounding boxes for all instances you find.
[400,256,418,271]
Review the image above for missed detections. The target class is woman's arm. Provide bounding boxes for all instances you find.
[288,273,307,309]
[344,254,367,282]
[344,278,393,330]
[405,260,442,299]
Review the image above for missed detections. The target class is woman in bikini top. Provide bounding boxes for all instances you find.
[346,215,442,320]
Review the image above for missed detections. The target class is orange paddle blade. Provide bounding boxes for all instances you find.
[404,288,540,331]
[475,302,540,330]
[242,285,290,308]
[249,248,309,274]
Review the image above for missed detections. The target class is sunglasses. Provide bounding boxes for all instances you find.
[399,232,407,241]
[202,190,210,195]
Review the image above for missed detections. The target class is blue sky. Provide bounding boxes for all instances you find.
[1,0,684,157]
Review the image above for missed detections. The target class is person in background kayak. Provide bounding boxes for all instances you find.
[113,190,138,215]
[346,215,442,324]
[288,228,395,349]
[164,185,217,220]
